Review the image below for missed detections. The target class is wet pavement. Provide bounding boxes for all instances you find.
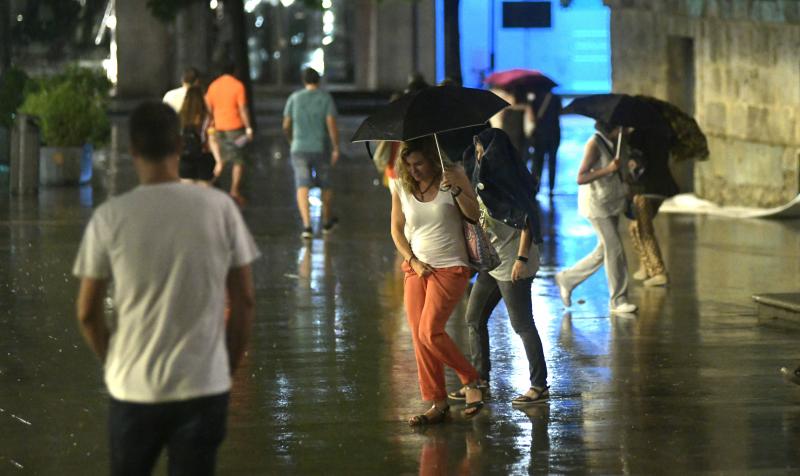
[1,114,800,475]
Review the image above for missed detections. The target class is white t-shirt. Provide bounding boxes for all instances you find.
[480,208,539,282]
[163,86,188,112]
[397,185,469,269]
[578,133,626,218]
[73,182,260,403]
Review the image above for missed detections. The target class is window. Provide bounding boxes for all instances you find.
[502,2,552,28]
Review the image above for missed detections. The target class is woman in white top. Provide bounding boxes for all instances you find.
[555,122,637,314]
[390,136,484,426]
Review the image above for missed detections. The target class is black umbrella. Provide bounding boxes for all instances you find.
[562,94,669,132]
[351,86,508,171]
[351,86,508,142]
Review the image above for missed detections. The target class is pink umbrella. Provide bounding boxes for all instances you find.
[485,69,557,91]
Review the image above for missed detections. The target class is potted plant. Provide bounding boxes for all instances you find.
[19,66,111,185]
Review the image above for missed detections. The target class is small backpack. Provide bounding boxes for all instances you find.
[181,126,203,161]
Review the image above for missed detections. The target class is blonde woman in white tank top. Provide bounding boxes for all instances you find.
[555,123,638,314]
[390,136,486,426]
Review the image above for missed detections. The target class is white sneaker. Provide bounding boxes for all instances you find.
[555,272,572,307]
[610,302,638,314]
[633,267,648,281]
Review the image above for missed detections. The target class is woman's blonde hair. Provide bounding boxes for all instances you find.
[396,136,452,194]
[178,86,207,129]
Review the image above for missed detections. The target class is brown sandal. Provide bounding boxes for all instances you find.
[408,405,450,426]
[448,380,489,401]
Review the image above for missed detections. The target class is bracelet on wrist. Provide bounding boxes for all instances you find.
[451,186,462,198]
[516,255,528,263]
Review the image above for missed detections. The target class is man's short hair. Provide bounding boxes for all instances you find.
[129,102,181,162]
[182,67,199,85]
[223,61,237,76]
[303,67,321,85]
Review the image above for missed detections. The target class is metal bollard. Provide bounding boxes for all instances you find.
[10,114,40,195]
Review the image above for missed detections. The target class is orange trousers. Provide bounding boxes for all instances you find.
[403,263,480,401]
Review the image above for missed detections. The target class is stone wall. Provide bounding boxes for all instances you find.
[605,0,800,207]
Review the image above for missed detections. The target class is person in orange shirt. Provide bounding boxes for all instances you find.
[205,63,254,206]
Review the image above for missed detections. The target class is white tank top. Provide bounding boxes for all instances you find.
[578,133,626,218]
[397,185,470,269]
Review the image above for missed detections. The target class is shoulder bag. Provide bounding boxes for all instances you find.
[454,192,500,272]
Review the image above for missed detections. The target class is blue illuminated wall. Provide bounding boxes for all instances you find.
[436,0,611,94]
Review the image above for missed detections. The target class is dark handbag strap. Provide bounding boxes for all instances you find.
[594,132,615,157]
[594,133,624,183]
[451,191,478,225]
[536,93,552,120]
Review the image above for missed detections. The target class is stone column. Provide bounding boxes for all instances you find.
[370,0,436,91]
[352,0,375,89]
[176,2,211,82]
[115,0,171,99]
[416,0,436,84]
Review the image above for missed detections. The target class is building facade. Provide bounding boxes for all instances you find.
[110,0,436,95]
[605,0,800,207]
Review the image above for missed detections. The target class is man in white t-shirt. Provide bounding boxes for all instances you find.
[73,102,260,476]
[162,67,200,112]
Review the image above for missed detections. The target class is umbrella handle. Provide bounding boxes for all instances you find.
[433,133,446,170]
[433,133,452,191]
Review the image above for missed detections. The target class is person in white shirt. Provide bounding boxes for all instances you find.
[73,102,260,476]
[390,136,485,426]
[555,122,637,314]
[164,67,224,188]
[163,67,200,112]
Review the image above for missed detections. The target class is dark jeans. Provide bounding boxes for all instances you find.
[531,137,560,195]
[109,392,229,476]
[464,272,547,388]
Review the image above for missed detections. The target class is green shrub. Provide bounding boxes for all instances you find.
[0,67,30,129]
[20,66,111,147]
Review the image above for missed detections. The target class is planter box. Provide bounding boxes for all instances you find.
[39,145,93,186]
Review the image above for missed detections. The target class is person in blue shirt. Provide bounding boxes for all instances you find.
[283,68,340,239]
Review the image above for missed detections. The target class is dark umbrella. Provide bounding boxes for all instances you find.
[351,86,509,170]
[634,95,709,161]
[562,94,669,133]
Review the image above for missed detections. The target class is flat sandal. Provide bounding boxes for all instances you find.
[462,382,484,419]
[408,405,450,426]
[449,380,489,401]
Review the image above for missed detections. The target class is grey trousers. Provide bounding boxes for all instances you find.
[561,215,629,307]
[464,272,548,388]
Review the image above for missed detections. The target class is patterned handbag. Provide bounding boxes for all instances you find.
[462,212,501,272]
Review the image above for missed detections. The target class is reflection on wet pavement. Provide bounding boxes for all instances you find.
[0,116,799,474]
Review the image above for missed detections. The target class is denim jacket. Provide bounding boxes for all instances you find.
[463,128,543,244]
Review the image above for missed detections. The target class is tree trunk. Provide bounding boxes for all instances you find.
[225,0,256,127]
[443,0,461,84]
